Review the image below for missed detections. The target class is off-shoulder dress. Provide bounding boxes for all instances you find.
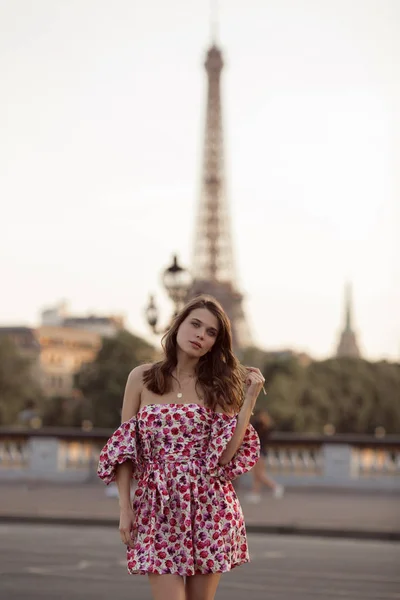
[97,402,260,576]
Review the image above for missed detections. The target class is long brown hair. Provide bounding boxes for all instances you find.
[143,295,245,414]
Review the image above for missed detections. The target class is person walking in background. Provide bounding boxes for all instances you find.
[17,399,41,429]
[247,409,284,502]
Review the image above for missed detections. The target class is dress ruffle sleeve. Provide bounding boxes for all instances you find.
[97,417,142,485]
[207,413,260,481]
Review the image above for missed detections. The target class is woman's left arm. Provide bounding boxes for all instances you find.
[219,367,264,466]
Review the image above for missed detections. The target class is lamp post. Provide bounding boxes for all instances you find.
[145,255,192,334]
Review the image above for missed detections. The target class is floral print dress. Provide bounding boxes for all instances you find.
[97,403,260,576]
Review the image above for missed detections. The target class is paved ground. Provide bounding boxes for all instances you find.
[0,524,399,600]
[1,481,399,539]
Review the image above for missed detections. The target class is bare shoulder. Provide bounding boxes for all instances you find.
[219,410,236,418]
[121,364,153,422]
[128,363,153,383]
[214,400,236,418]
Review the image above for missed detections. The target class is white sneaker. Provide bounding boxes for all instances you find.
[273,484,284,499]
[245,493,261,504]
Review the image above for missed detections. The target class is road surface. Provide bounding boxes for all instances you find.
[0,524,399,599]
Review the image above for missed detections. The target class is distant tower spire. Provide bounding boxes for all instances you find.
[210,0,219,43]
[336,282,361,358]
[189,35,251,351]
[345,282,352,331]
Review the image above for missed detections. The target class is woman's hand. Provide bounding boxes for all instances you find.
[244,367,265,409]
[119,506,137,548]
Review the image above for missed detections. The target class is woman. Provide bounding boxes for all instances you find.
[97,295,264,600]
[247,409,284,502]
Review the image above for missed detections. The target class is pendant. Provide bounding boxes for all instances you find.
[177,392,183,399]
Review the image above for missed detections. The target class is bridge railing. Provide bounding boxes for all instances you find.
[0,428,399,490]
[262,434,400,489]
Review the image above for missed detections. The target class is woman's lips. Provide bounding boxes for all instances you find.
[190,340,202,349]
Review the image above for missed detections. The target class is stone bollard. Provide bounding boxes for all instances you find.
[28,437,60,481]
[323,444,353,485]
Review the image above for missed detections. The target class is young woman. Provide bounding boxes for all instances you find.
[97,295,264,600]
[247,410,284,502]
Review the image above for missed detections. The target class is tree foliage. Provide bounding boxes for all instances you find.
[75,330,155,428]
[244,348,400,434]
[3,330,397,434]
[41,391,93,428]
[0,338,44,426]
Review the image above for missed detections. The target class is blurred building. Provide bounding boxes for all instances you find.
[0,303,124,399]
[336,283,361,358]
[37,325,101,397]
[40,301,125,338]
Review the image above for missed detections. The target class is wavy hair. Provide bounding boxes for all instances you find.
[143,295,245,414]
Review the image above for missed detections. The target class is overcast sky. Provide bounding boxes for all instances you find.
[1,0,399,361]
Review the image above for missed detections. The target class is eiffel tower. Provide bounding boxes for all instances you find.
[188,36,251,352]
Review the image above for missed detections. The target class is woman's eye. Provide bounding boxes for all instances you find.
[192,321,199,327]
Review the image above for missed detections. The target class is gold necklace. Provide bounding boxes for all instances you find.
[175,372,195,399]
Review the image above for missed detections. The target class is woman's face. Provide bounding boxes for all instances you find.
[176,308,219,358]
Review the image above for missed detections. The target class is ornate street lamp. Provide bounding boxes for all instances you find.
[145,255,192,334]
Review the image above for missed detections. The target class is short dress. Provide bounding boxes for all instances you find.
[97,402,260,576]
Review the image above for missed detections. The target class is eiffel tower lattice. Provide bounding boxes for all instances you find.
[188,42,251,352]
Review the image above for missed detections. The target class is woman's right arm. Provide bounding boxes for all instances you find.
[117,364,149,547]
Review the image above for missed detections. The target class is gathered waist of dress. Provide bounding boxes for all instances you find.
[139,455,209,506]
[145,454,207,469]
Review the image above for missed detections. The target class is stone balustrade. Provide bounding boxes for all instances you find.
[0,428,399,490]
